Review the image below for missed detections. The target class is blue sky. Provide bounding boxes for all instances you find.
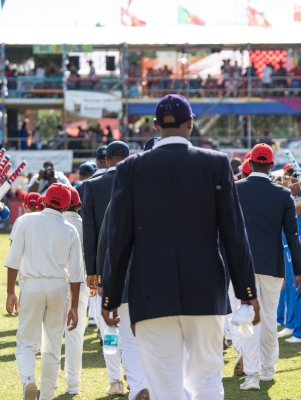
[0,0,297,27]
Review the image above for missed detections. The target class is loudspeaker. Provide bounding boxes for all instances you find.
[106,56,115,71]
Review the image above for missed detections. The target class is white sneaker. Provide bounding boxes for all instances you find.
[66,385,80,395]
[88,318,97,327]
[285,336,301,343]
[240,375,260,390]
[105,380,124,395]
[277,327,294,337]
[23,378,38,400]
[260,367,275,381]
[277,322,283,327]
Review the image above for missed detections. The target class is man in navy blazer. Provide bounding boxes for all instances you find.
[101,94,259,400]
[83,141,129,397]
[236,143,301,391]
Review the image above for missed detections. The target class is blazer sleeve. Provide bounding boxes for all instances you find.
[102,164,134,310]
[96,202,111,280]
[82,182,97,275]
[283,193,301,275]
[216,156,257,301]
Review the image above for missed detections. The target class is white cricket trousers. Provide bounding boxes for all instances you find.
[64,286,89,393]
[16,278,69,400]
[88,294,97,320]
[118,303,148,400]
[241,274,283,375]
[225,281,241,355]
[96,294,122,382]
[136,315,225,400]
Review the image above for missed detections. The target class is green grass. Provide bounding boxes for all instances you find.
[1,231,301,399]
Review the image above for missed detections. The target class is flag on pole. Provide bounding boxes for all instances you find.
[294,4,301,21]
[178,6,205,26]
[1,0,6,8]
[121,8,146,26]
[248,7,272,28]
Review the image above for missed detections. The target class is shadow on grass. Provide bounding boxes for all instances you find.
[0,353,16,362]
[224,376,273,400]
[0,328,17,338]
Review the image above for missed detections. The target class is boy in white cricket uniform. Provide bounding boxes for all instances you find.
[5,183,84,400]
[63,187,89,395]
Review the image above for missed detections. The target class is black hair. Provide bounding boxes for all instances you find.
[67,205,79,212]
[45,203,65,212]
[285,168,294,177]
[106,155,126,162]
[250,160,273,173]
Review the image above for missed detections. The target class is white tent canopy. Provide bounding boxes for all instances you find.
[1,26,301,50]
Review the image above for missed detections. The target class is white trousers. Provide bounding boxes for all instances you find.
[225,281,241,355]
[136,315,225,400]
[118,303,148,400]
[88,294,97,320]
[16,278,69,400]
[241,274,283,375]
[96,294,122,382]
[64,287,89,392]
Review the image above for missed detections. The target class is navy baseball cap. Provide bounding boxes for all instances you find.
[78,162,95,175]
[106,141,130,157]
[96,145,107,160]
[155,94,195,129]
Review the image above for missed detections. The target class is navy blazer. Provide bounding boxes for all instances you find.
[102,143,257,324]
[82,170,115,275]
[236,175,301,278]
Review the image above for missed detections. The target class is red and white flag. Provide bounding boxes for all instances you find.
[121,7,146,26]
[248,7,272,28]
[294,4,301,22]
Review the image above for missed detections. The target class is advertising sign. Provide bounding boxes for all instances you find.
[64,90,122,119]
[33,44,93,54]
[7,150,73,174]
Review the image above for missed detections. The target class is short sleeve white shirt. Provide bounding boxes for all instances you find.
[5,208,84,283]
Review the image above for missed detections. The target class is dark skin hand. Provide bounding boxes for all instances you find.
[101,308,120,327]
[241,298,260,326]
[87,275,98,290]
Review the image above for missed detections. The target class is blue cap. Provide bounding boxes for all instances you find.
[96,145,107,160]
[106,141,130,157]
[85,161,98,172]
[155,94,195,129]
[78,163,95,175]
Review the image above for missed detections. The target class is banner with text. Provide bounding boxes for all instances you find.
[7,150,73,174]
[64,90,122,119]
[33,44,93,54]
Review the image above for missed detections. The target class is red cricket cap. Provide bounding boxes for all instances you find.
[242,158,252,175]
[70,187,81,207]
[244,151,252,161]
[44,183,71,209]
[24,192,41,208]
[250,144,274,164]
[283,163,292,171]
[37,195,45,211]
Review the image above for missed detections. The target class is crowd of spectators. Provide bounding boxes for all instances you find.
[3,56,301,99]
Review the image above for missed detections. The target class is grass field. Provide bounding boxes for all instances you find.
[1,231,301,400]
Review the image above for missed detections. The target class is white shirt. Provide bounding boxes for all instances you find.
[92,168,107,177]
[153,136,192,149]
[5,208,84,283]
[262,66,273,84]
[27,171,71,195]
[249,172,269,179]
[63,211,87,291]
[106,166,117,173]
